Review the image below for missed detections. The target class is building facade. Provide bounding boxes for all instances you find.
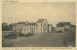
[48,24,52,33]
[10,19,53,33]
[36,19,48,33]
[55,22,75,32]
[22,19,49,33]
[22,23,36,33]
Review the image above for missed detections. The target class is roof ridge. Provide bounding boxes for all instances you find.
[36,19,46,23]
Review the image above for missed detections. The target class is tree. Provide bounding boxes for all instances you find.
[2,24,9,31]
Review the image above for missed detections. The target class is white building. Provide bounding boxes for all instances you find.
[55,27,64,32]
[36,19,48,33]
[22,23,36,33]
[22,19,48,33]
[55,22,71,32]
[11,19,53,33]
[10,22,29,32]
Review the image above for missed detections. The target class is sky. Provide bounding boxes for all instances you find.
[2,2,76,27]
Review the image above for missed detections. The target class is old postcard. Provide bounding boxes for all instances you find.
[1,0,77,50]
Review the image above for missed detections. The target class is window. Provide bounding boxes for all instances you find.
[44,22,46,25]
[43,22,47,27]
[30,25,31,30]
[32,25,33,30]
[36,25,38,30]
[34,25,35,30]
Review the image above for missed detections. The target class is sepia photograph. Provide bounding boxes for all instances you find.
[2,2,76,47]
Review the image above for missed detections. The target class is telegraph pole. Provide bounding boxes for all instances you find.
[15,17,17,39]
[15,17,16,32]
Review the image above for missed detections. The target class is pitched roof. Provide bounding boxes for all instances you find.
[17,21,30,24]
[59,22,71,25]
[36,19,46,23]
[26,23,36,25]
[9,23,17,26]
[70,25,75,28]
[57,22,71,27]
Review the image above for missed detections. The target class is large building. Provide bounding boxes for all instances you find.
[55,22,75,32]
[10,19,53,33]
[22,19,48,33]
[9,21,29,32]
[22,23,36,33]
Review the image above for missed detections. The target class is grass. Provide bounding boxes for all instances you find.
[2,32,75,47]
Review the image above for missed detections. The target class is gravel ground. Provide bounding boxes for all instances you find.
[2,33,75,47]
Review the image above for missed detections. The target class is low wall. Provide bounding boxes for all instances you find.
[2,31,13,36]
